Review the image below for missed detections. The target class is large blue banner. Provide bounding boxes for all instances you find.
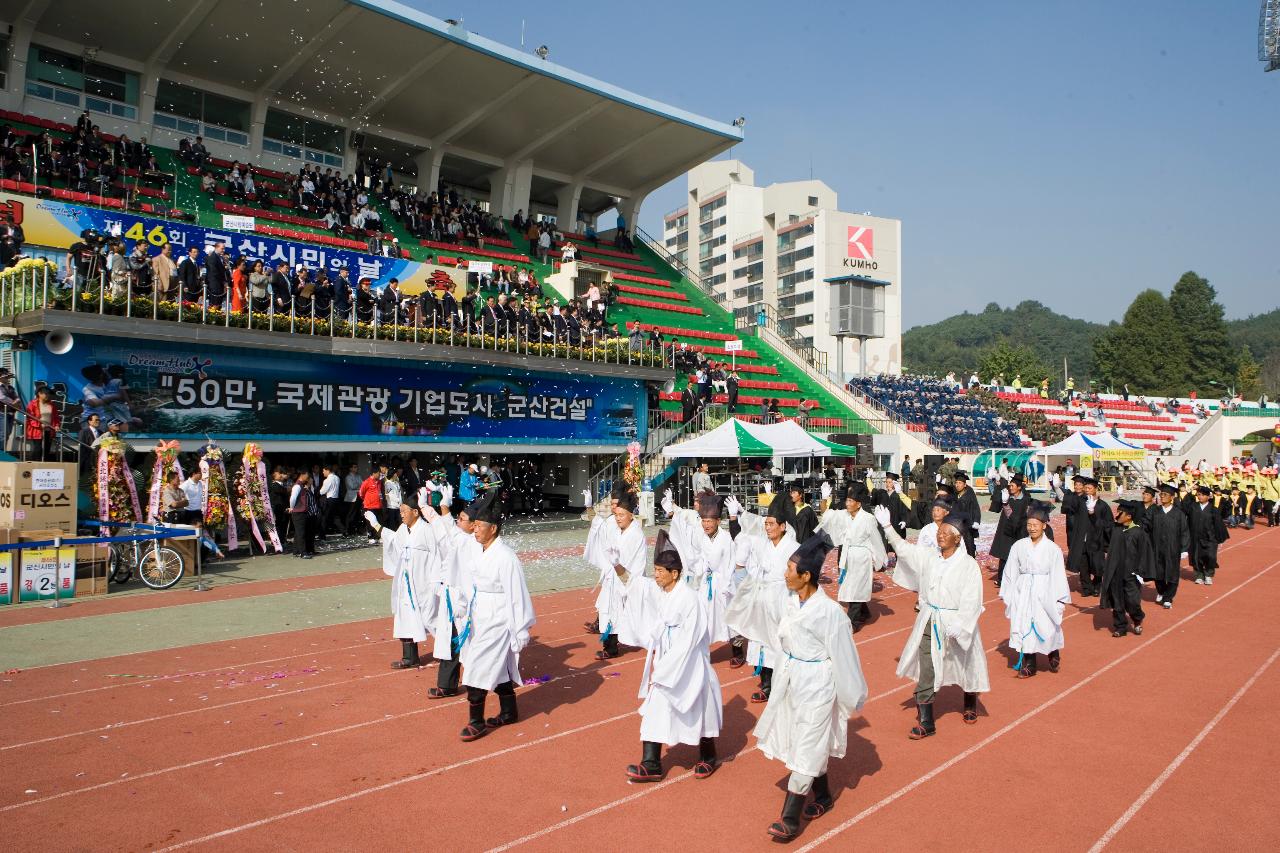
[8,192,418,288]
[33,334,644,447]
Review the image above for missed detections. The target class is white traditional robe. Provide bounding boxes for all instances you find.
[379,519,437,643]
[726,580,868,778]
[635,578,722,745]
[884,526,990,694]
[669,508,735,643]
[584,514,650,647]
[916,522,940,554]
[731,511,798,672]
[457,536,536,691]
[1001,535,1070,656]
[818,508,887,603]
[427,513,476,661]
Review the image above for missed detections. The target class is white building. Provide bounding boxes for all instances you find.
[662,160,902,377]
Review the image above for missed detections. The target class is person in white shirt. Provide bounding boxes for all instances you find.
[317,464,342,537]
[561,243,576,263]
[180,470,224,559]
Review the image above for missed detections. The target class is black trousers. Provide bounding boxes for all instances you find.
[1155,576,1179,603]
[438,626,461,691]
[291,512,313,555]
[1111,575,1145,633]
[318,496,340,535]
[1080,548,1104,590]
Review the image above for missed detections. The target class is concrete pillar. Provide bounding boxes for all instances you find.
[248,96,269,156]
[413,148,445,197]
[567,454,592,507]
[555,181,583,231]
[617,190,648,239]
[488,158,533,221]
[136,68,159,135]
[4,20,35,112]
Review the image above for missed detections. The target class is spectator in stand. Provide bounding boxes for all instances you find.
[150,243,177,301]
[24,385,60,461]
[537,228,552,264]
[230,257,248,313]
[204,240,229,307]
[288,471,316,558]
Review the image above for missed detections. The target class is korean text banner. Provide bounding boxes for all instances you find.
[34,335,645,447]
[0,191,428,289]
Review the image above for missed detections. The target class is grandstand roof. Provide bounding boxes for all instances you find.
[7,0,741,208]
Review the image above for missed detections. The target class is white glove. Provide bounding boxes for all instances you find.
[363,511,381,532]
[944,622,962,641]
[605,547,620,565]
[582,489,592,506]
[418,487,432,509]
[1180,552,1188,561]
[724,495,742,517]
[1001,489,1009,504]
[872,505,892,528]
[439,482,453,507]
[422,504,439,522]
[661,489,674,515]
[1134,574,1145,584]
[820,481,832,500]
[510,633,530,653]
[763,481,772,494]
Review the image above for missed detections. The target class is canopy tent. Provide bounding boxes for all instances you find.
[1038,431,1146,460]
[662,418,858,459]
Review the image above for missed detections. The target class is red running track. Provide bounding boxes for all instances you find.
[0,526,1276,851]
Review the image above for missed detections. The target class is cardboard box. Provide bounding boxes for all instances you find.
[0,462,78,534]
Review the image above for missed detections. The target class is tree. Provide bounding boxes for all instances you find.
[1092,289,1188,395]
[1236,346,1262,399]
[1261,350,1280,398]
[1168,271,1235,390]
[978,341,1050,386]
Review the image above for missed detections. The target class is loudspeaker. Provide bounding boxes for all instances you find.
[45,330,74,355]
[828,433,871,460]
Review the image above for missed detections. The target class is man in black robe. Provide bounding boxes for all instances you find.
[989,473,1030,586]
[787,482,818,543]
[1067,476,1112,597]
[1187,485,1229,586]
[1147,483,1189,610]
[1061,474,1084,543]
[950,471,981,557]
[1138,486,1158,534]
[1100,500,1152,637]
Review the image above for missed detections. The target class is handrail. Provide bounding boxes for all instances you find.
[586,405,718,502]
[0,263,676,372]
[734,302,828,375]
[633,224,722,304]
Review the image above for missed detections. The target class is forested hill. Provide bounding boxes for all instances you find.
[901,301,1106,379]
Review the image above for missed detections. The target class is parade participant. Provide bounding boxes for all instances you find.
[1139,486,1158,532]
[1188,486,1229,586]
[1061,474,1083,543]
[1147,483,1189,610]
[454,490,536,742]
[989,473,1030,586]
[817,483,887,631]
[873,505,989,739]
[1100,501,1152,637]
[662,489,735,646]
[950,471,981,556]
[626,531,722,783]
[1000,502,1069,676]
[879,472,912,539]
[1066,476,1112,597]
[916,496,954,554]
[725,493,799,702]
[725,534,867,841]
[365,495,436,670]
[788,482,818,543]
[584,487,649,660]
[424,483,469,699]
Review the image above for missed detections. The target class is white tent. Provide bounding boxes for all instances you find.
[662,418,858,458]
[1038,431,1145,457]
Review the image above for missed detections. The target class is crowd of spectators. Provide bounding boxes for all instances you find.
[3,110,165,199]
[970,387,1068,445]
[848,373,1026,451]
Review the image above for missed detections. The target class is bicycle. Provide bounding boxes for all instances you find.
[106,526,187,590]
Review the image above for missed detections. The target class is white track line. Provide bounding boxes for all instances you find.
[1087,644,1280,852]
[151,672,760,852]
[793,553,1280,851]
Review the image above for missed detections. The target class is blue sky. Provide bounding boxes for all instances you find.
[404,1,1279,327]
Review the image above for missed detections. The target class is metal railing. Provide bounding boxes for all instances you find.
[587,406,720,503]
[634,224,722,304]
[733,302,828,375]
[0,263,678,371]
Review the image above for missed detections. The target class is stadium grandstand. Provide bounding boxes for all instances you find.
[0,0,913,505]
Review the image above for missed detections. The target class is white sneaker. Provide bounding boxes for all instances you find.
[1193,577,1204,585]
[1155,594,1163,603]
[1162,600,1172,609]
[1205,576,1214,586]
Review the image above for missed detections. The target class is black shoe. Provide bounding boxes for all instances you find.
[802,773,833,820]
[626,740,663,782]
[767,792,806,840]
[910,702,936,739]
[485,687,519,729]
[694,736,718,779]
[391,640,421,670]
[963,692,979,724]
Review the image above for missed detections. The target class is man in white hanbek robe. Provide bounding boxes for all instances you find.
[365,497,435,670]
[583,488,651,659]
[726,534,867,841]
[726,493,798,703]
[874,504,989,740]
[421,485,473,699]
[625,530,722,783]
[817,483,886,630]
[453,491,536,743]
[1001,502,1070,677]
[662,488,735,645]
